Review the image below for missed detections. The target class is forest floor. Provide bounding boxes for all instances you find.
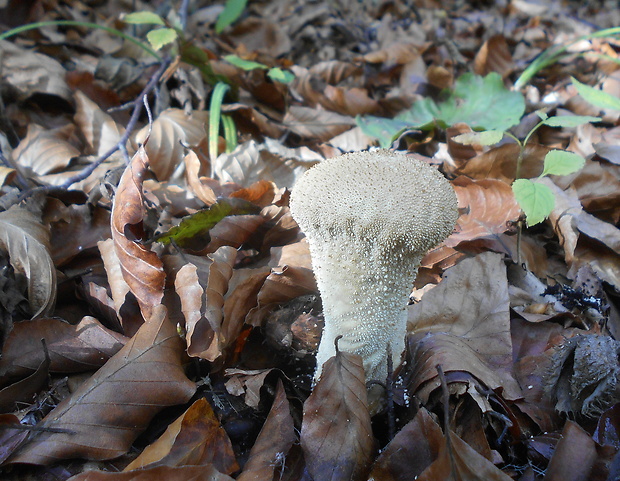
[0,0,620,480]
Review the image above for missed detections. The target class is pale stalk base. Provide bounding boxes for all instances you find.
[310,235,421,382]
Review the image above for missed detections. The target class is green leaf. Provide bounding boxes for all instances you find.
[355,116,412,148]
[216,0,248,34]
[267,67,295,84]
[536,110,549,121]
[146,28,177,50]
[541,149,585,177]
[512,179,555,226]
[154,198,260,248]
[224,54,268,71]
[357,73,525,146]
[451,130,504,146]
[124,11,165,26]
[542,115,601,128]
[572,76,620,110]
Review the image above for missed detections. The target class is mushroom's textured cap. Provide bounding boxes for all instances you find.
[290,149,458,254]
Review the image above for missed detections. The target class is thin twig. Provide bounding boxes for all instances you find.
[14,58,170,205]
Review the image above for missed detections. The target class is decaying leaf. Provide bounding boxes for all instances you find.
[301,347,375,481]
[6,306,195,465]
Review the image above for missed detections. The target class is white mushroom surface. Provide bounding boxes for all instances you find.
[290,150,458,382]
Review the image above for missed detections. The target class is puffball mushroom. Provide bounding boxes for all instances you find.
[290,150,458,382]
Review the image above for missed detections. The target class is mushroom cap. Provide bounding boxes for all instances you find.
[290,150,458,256]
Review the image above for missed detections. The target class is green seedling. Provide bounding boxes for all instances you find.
[216,0,248,33]
[453,110,600,226]
[223,55,295,84]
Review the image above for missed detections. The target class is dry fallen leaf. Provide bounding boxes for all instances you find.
[0,204,56,318]
[6,306,195,465]
[111,146,165,323]
[301,347,375,481]
[407,252,522,403]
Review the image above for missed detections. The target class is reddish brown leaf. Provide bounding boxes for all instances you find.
[417,429,512,481]
[447,176,521,248]
[301,348,375,481]
[124,398,238,473]
[369,407,444,480]
[0,316,127,385]
[111,146,165,322]
[6,306,195,465]
[237,380,296,481]
[543,421,597,481]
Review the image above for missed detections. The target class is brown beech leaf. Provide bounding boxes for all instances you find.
[407,252,522,402]
[7,306,196,465]
[175,246,237,361]
[283,106,355,142]
[12,124,79,177]
[0,343,50,413]
[536,421,597,481]
[98,238,131,324]
[111,146,165,322]
[67,465,234,481]
[74,90,124,158]
[473,34,515,79]
[124,398,238,473]
[135,108,208,181]
[237,379,296,481]
[301,348,375,481]
[369,407,444,480]
[446,176,521,248]
[456,143,548,183]
[417,428,512,481]
[184,150,217,205]
[0,316,127,385]
[0,204,56,318]
[0,415,29,464]
[45,200,111,266]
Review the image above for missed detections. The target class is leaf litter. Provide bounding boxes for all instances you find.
[0,0,619,480]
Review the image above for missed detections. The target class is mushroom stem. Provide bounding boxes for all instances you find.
[311,235,420,381]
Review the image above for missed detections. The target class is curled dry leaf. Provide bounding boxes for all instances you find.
[0,316,127,385]
[134,108,208,181]
[237,379,296,481]
[301,348,375,481]
[124,398,238,473]
[175,246,237,361]
[0,204,56,318]
[184,150,217,205]
[7,306,196,465]
[111,146,165,322]
[473,34,515,79]
[74,90,124,158]
[98,238,130,324]
[446,176,521,248]
[407,252,522,402]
